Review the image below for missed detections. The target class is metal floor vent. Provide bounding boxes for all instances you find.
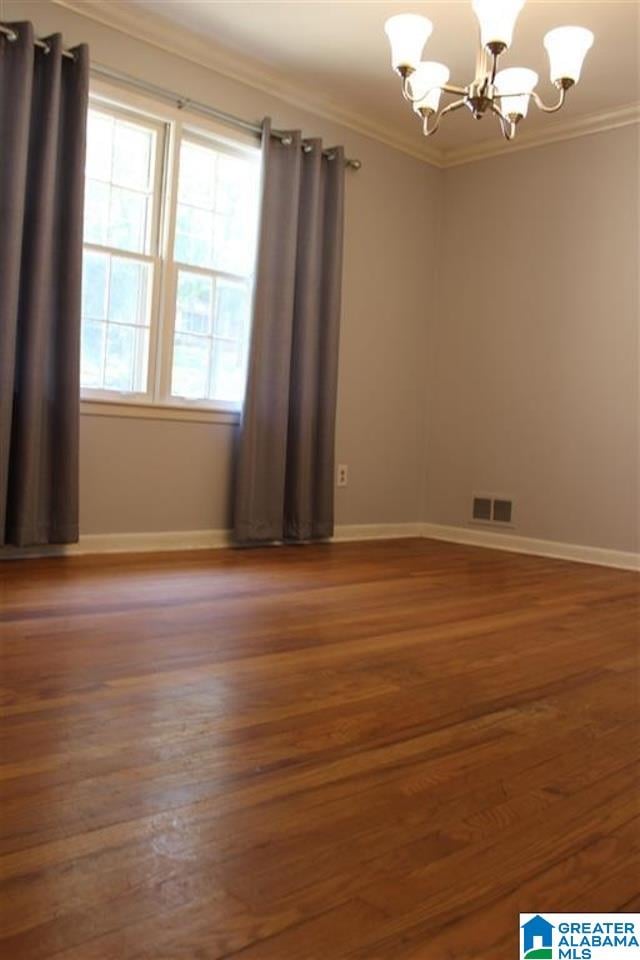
[493,499,512,524]
[472,496,513,525]
[472,497,492,521]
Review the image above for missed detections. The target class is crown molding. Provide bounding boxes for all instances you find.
[52,0,639,170]
[52,0,445,167]
[442,101,640,167]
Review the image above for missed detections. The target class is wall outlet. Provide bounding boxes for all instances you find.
[337,464,348,487]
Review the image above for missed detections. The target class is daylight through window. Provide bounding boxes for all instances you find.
[80,93,261,412]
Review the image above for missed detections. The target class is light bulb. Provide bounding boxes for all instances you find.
[409,61,450,114]
[384,14,433,76]
[472,0,526,51]
[495,67,538,119]
[544,26,594,86]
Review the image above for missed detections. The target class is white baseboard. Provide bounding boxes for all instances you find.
[0,528,232,559]
[332,522,423,542]
[2,522,637,571]
[0,523,422,560]
[421,522,640,572]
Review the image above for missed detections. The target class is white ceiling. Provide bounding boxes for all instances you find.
[119,1,639,158]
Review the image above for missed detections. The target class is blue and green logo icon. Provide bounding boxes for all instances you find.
[521,915,554,959]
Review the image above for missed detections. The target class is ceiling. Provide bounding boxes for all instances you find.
[97,1,640,161]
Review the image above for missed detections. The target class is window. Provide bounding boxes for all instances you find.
[80,91,261,415]
[81,107,160,394]
[172,135,256,404]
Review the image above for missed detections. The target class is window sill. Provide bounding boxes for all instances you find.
[80,398,240,426]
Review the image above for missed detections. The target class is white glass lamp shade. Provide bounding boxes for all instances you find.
[384,14,433,75]
[495,67,538,118]
[409,61,450,114]
[544,26,594,85]
[472,0,526,50]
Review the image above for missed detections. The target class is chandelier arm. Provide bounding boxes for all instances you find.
[530,86,567,114]
[490,102,516,141]
[442,83,467,96]
[422,96,468,137]
[402,77,467,105]
[401,76,421,104]
[493,87,566,114]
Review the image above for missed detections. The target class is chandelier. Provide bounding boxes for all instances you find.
[384,1,594,140]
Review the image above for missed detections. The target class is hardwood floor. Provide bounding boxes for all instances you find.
[0,538,638,959]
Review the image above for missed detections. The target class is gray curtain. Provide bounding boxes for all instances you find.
[234,120,345,544]
[0,24,89,546]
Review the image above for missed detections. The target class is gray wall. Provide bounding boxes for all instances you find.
[426,126,639,552]
[12,0,442,535]
[7,3,640,552]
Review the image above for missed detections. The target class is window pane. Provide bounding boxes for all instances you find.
[81,105,159,398]
[215,280,248,340]
[174,137,259,275]
[82,106,261,408]
[109,258,151,327]
[175,204,214,269]
[213,211,248,275]
[108,187,148,254]
[103,324,150,392]
[211,338,246,403]
[84,179,110,246]
[212,153,259,274]
[178,141,216,209]
[172,333,211,399]
[215,153,246,215]
[176,272,214,335]
[82,250,109,320]
[211,280,249,401]
[83,107,157,256]
[170,270,250,405]
[80,319,106,388]
[171,135,258,403]
[80,250,152,394]
[86,112,113,182]
[104,324,135,391]
[112,122,153,191]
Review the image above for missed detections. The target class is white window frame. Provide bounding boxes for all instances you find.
[81,99,166,408]
[80,79,261,425]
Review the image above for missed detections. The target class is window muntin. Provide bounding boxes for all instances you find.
[80,94,260,412]
[174,137,258,275]
[172,271,251,402]
[81,104,162,398]
[84,109,157,255]
[169,134,259,405]
[81,251,152,392]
